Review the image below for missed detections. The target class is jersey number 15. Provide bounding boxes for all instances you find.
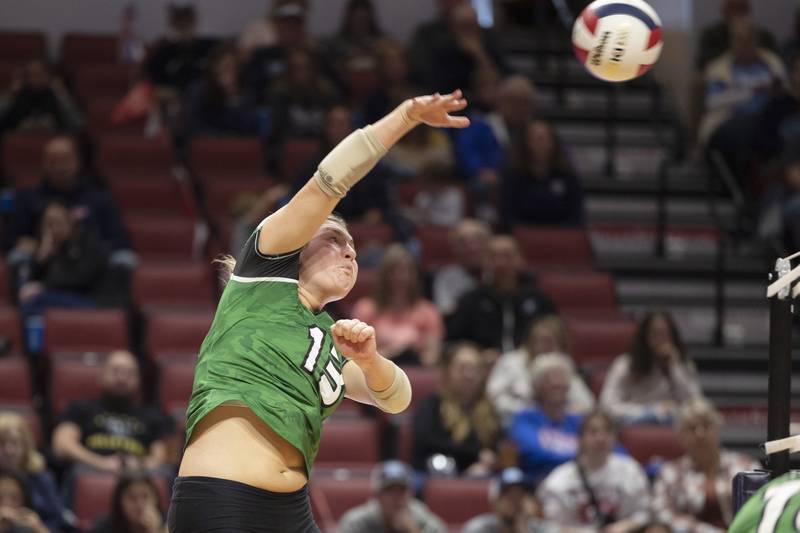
[301,326,344,407]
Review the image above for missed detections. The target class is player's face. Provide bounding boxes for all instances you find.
[299,223,358,304]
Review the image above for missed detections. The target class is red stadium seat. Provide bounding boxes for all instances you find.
[424,477,491,528]
[86,97,147,135]
[316,418,380,468]
[61,33,119,66]
[126,215,196,261]
[73,470,169,531]
[50,355,105,416]
[0,32,46,62]
[189,137,265,181]
[159,359,195,414]
[280,138,320,181]
[393,415,413,463]
[567,317,636,366]
[44,309,129,355]
[0,356,32,404]
[2,132,49,186]
[538,271,619,317]
[134,262,216,311]
[402,366,442,412]
[111,179,187,217]
[74,64,133,99]
[98,136,174,181]
[310,474,372,528]
[418,225,455,270]
[512,227,593,271]
[146,310,214,361]
[0,404,43,448]
[0,307,23,355]
[619,425,685,466]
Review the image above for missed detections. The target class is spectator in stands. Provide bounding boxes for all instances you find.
[16,201,114,323]
[699,17,786,147]
[462,466,556,533]
[432,218,491,316]
[244,0,319,103]
[338,460,447,533]
[453,75,536,224]
[447,235,555,355]
[411,341,500,475]
[2,136,132,257]
[227,185,290,255]
[409,1,507,98]
[537,409,651,532]
[402,162,466,228]
[508,353,582,484]
[353,244,444,366]
[239,0,310,58]
[181,44,259,139]
[144,4,218,98]
[287,105,412,245]
[266,49,338,169]
[363,40,418,124]
[0,469,48,533]
[0,413,71,532]
[754,53,800,162]
[52,350,173,474]
[487,315,594,428]
[652,399,759,532]
[89,471,166,533]
[501,119,584,228]
[696,0,778,69]
[0,59,83,134]
[600,310,704,426]
[321,0,384,78]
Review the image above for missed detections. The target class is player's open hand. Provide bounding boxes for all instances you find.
[331,319,378,364]
[405,90,470,129]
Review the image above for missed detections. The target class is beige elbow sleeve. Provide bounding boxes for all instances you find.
[369,364,412,414]
[313,125,387,198]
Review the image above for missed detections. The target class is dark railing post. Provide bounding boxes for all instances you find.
[767,261,793,478]
[705,157,726,347]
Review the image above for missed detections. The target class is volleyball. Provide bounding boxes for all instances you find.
[571,0,664,83]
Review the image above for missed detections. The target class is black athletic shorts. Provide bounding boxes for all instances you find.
[167,476,320,533]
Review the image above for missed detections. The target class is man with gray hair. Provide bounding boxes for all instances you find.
[338,460,447,533]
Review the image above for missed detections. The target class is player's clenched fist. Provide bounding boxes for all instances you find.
[331,319,378,363]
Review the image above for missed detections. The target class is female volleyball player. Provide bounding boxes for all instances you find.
[167,91,469,532]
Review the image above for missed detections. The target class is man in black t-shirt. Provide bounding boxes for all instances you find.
[52,350,173,473]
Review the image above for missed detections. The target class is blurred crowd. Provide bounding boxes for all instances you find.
[0,0,795,532]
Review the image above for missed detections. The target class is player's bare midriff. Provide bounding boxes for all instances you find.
[178,404,309,492]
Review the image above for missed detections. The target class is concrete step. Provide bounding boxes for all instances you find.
[617,278,766,306]
[586,195,736,225]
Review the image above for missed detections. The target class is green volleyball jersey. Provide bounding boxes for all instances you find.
[185,227,347,475]
[729,472,800,533]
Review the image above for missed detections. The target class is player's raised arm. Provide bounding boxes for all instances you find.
[257,91,469,255]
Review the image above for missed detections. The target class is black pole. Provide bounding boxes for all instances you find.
[767,273,792,478]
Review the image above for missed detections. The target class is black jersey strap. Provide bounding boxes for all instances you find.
[233,227,302,280]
